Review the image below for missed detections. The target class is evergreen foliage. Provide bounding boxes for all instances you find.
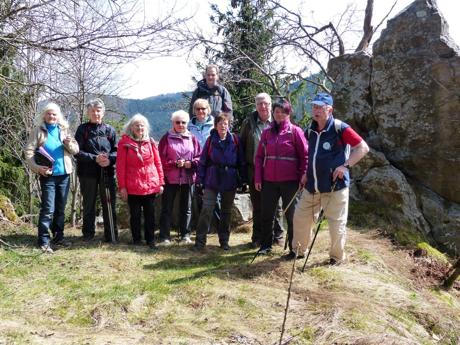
[210,0,278,130]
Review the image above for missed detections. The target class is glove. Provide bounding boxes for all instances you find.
[195,183,204,196]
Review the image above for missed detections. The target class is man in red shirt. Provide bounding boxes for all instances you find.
[289,93,369,264]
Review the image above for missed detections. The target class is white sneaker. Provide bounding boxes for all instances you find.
[180,237,192,244]
[40,244,54,253]
[158,239,172,246]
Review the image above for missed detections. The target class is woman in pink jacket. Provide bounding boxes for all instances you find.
[158,110,201,245]
[117,114,164,248]
[254,99,308,255]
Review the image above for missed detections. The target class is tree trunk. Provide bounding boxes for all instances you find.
[442,258,460,290]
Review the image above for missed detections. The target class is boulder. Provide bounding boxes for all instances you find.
[231,193,252,225]
[414,185,460,254]
[372,0,460,203]
[359,165,431,235]
[328,51,374,135]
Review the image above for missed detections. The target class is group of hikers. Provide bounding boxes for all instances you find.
[25,64,369,265]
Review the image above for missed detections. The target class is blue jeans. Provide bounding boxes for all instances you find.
[38,174,70,245]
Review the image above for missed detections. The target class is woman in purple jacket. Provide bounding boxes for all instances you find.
[158,110,201,244]
[254,99,308,254]
[192,113,247,251]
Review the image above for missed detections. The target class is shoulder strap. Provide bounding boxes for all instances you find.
[334,119,342,135]
[232,133,239,147]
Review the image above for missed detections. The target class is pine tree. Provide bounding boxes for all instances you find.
[210,0,278,130]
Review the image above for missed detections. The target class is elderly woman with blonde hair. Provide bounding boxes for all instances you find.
[116,114,164,248]
[158,110,201,245]
[24,102,79,253]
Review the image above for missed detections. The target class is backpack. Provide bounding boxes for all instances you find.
[306,119,350,157]
[206,132,239,158]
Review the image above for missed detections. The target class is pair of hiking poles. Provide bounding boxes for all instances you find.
[251,179,338,271]
[101,167,117,244]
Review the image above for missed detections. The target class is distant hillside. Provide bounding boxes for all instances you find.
[103,92,190,140]
[102,74,325,139]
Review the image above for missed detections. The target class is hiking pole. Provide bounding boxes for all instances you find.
[251,186,303,264]
[301,179,338,273]
[279,244,300,345]
[101,167,117,244]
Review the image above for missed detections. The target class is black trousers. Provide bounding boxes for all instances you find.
[79,172,118,241]
[159,184,192,240]
[128,193,156,244]
[249,177,285,244]
[260,181,298,250]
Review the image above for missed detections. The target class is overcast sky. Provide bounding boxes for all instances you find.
[120,0,460,99]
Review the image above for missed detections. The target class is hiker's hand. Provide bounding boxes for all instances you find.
[120,188,128,201]
[300,173,307,188]
[255,182,262,191]
[96,154,110,167]
[38,166,52,176]
[159,186,164,194]
[63,135,72,146]
[333,165,347,181]
[176,159,185,168]
[184,160,192,169]
[195,183,204,195]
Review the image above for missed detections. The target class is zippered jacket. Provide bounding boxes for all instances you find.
[254,119,308,184]
[187,115,214,149]
[188,79,233,117]
[197,129,247,192]
[116,134,164,195]
[25,123,79,174]
[306,115,357,193]
[158,130,201,185]
[75,122,117,177]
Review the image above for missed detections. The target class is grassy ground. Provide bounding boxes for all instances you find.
[0,222,459,345]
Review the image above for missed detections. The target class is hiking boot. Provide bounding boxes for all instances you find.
[40,244,54,254]
[329,258,341,266]
[220,243,230,251]
[258,247,272,255]
[282,251,305,261]
[147,242,157,250]
[52,238,72,247]
[190,245,206,253]
[157,239,172,247]
[81,234,94,242]
[248,241,259,249]
[180,236,193,244]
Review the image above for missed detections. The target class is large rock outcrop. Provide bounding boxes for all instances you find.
[328,0,460,254]
[372,0,460,203]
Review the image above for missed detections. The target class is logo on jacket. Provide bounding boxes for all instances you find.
[323,142,331,150]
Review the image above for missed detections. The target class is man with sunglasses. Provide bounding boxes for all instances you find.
[290,93,369,264]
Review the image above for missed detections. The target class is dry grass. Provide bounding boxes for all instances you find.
[0,223,459,345]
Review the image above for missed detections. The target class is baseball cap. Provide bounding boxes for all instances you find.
[311,93,333,106]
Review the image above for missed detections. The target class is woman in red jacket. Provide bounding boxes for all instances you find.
[117,114,164,248]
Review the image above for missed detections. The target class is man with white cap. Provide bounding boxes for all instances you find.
[289,93,369,264]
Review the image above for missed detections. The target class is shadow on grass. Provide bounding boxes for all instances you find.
[143,246,287,284]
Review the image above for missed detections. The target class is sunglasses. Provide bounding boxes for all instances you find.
[195,107,207,111]
[175,121,187,125]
